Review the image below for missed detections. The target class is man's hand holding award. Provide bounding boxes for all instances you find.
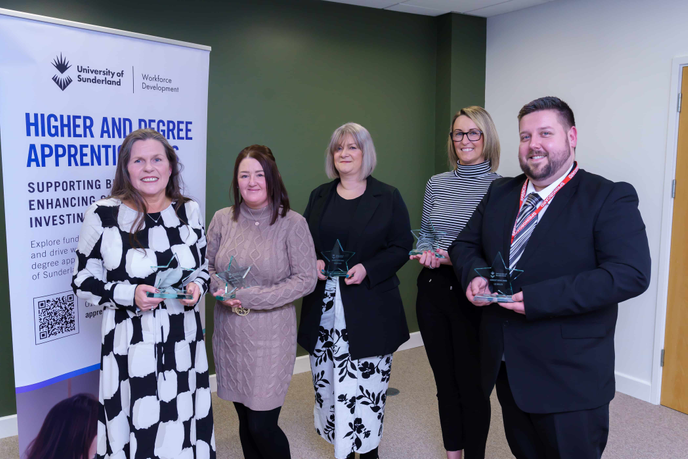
[471,252,523,304]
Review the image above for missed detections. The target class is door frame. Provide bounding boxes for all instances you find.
[652,55,688,405]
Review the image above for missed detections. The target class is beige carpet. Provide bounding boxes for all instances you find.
[1,347,687,458]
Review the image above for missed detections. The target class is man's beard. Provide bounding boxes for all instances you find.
[519,139,572,182]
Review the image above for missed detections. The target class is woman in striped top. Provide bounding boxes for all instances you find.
[411,106,501,459]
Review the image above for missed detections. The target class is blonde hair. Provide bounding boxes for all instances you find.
[325,122,377,180]
[447,106,500,172]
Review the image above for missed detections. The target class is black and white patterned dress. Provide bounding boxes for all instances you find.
[72,198,216,459]
[311,277,392,459]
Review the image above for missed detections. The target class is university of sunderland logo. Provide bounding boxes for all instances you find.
[51,53,72,91]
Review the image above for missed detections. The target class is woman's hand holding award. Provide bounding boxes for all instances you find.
[146,253,195,300]
[321,240,355,278]
[214,256,253,301]
[410,221,446,258]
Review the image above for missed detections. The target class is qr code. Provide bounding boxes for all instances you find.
[33,291,79,345]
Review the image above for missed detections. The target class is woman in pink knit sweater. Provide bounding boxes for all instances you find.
[207,145,317,459]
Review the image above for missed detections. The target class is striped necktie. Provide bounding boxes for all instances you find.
[509,192,543,271]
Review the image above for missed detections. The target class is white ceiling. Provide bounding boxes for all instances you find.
[323,0,556,17]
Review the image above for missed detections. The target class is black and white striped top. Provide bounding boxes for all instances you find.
[419,160,500,250]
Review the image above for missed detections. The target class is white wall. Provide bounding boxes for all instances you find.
[485,0,688,403]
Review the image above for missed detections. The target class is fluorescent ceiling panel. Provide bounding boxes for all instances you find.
[464,0,554,17]
[403,0,505,12]
[386,3,448,16]
[322,0,399,7]
[322,0,556,17]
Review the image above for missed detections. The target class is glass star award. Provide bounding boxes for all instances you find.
[410,221,446,258]
[321,240,355,278]
[473,253,523,303]
[214,256,253,301]
[147,253,194,300]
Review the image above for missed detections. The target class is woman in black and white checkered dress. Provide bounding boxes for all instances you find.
[72,129,215,459]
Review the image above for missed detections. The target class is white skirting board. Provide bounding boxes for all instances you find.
[615,371,652,403]
[0,415,17,439]
[209,331,425,393]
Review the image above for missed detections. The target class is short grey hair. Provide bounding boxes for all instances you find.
[325,122,377,180]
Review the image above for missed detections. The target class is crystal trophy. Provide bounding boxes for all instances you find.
[410,221,446,258]
[321,240,355,278]
[473,252,523,303]
[214,256,252,301]
[147,253,194,300]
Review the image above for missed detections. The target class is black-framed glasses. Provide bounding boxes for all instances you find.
[450,130,483,142]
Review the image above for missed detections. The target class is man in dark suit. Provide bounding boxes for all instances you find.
[449,96,651,459]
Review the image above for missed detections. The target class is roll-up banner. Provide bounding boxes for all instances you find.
[0,8,210,454]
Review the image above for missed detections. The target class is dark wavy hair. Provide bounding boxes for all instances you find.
[231,145,290,225]
[25,393,98,459]
[110,128,190,245]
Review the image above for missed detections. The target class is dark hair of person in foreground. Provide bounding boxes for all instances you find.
[25,393,98,459]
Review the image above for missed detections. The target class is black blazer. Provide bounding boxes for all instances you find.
[449,169,651,414]
[298,176,413,360]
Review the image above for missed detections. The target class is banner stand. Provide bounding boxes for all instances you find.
[0,8,210,454]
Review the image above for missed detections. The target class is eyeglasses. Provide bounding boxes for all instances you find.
[450,130,483,142]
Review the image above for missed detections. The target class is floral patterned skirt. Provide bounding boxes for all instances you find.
[310,277,393,459]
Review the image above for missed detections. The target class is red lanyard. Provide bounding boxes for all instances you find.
[511,163,579,244]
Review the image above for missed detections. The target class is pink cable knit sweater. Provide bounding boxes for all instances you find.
[207,205,317,410]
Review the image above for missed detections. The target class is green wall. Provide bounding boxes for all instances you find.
[0,0,485,417]
[435,13,487,171]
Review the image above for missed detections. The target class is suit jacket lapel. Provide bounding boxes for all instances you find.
[515,170,582,268]
[347,176,381,259]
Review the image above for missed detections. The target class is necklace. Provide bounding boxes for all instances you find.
[145,199,171,225]
[147,213,162,224]
[246,205,268,226]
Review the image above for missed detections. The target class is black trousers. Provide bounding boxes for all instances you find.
[496,363,609,459]
[346,447,379,459]
[233,402,291,459]
[416,266,490,457]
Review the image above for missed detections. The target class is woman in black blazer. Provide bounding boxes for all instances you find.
[298,122,412,459]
